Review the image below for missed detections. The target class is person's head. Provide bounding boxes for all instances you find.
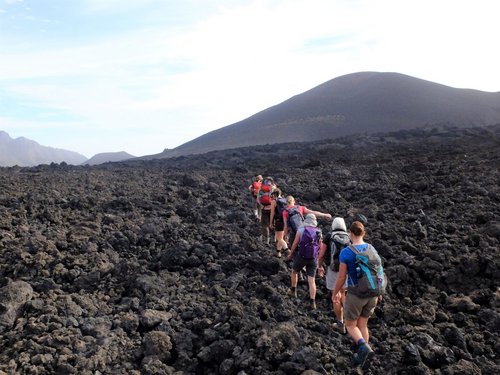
[286,195,295,206]
[271,188,282,198]
[303,214,317,227]
[331,217,347,232]
[255,175,263,181]
[349,221,365,237]
[354,213,368,225]
[264,176,274,184]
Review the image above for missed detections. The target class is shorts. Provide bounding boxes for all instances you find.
[325,268,347,291]
[292,252,318,278]
[274,218,284,232]
[343,292,378,321]
[261,208,271,226]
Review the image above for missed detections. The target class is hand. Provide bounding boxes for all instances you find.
[318,268,325,277]
[333,293,340,305]
[325,214,332,220]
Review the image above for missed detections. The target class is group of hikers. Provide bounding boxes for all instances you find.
[248,175,387,370]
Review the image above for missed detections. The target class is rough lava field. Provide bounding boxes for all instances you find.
[0,125,499,375]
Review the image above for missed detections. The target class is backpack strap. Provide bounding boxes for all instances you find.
[349,244,373,255]
[349,244,360,255]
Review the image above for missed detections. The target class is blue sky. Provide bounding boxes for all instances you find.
[1,0,499,158]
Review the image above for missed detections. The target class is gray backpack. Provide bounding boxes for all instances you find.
[347,244,387,298]
[329,231,351,272]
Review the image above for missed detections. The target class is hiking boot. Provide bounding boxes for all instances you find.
[352,343,374,370]
[287,288,297,298]
[332,320,346,334]
[310,299,317,310]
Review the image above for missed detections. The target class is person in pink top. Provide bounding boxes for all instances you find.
[282,195,332,246]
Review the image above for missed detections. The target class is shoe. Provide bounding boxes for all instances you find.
[352,343,374,370]
[287,288,297,298]
[332,320,346,334]
[310,300,317,310]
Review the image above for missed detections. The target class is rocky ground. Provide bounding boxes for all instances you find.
[0,125,499,375]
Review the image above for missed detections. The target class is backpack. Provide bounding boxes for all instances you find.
[347,245,387,298]
[298,227,321,259]
[275,197,287,219]
[327,232,351,271]
[251,180,262,197]
[286,206,304,235]
[257,179,273,206]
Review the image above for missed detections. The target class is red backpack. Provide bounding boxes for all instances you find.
[257,179,273,205]
[251,180,262,197]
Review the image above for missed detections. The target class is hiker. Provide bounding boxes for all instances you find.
[318,217,351,334]
[269,188,288,257]
[332,221,384,370]
[248,175,263,220]
[287,214,323,310]
[257,177,276,244]
[282,195,332,246]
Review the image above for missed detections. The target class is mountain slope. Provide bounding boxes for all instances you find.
[149,71,500,158]
[82,151,136,166]
[0,131,88,167]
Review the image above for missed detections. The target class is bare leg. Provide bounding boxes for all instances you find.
[290,271,298,288]
[332,291,343,321]
[275,230,287,250]
[346,320,363,343]
[307,276,316,300]
[357,316,370,342]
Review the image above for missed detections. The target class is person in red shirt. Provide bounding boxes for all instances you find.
[248,175,263,220]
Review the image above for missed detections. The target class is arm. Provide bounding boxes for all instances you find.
[317,241,326,277]
[303,207,332,221]
[332,262,347,303]
[269,200,276,228]
[288,231,300,260]
[283,211,288,239]
[318,242,327,267]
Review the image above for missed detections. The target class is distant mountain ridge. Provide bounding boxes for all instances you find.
[144,71,500,158]
[0,131,87,167]
[82,151,136,166]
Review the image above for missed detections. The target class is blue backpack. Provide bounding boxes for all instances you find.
[286,206,304,236]
[347,245,387,298]
[298,227,321,259]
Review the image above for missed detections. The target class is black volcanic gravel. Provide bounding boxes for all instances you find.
[0,125,499,375]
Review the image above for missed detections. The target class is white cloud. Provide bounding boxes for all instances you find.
[1,0,500,157]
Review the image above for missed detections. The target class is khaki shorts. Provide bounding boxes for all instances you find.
[344,292,378,322]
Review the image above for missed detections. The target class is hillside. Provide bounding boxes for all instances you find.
[1,124,499,374]
[0,131,87,167]
[82,151,136,166]
[145,72,500,158]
